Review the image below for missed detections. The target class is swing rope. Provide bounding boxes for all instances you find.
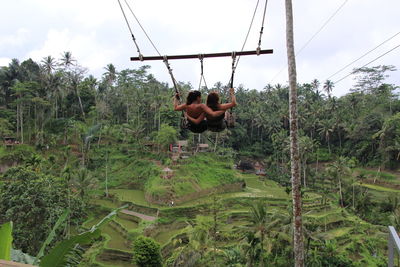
[122,0,163,57]
[117,0,143,60]
[164,56,188,128]
[198,55,209,90]
[118,0,181,100]
[257,0,269,55]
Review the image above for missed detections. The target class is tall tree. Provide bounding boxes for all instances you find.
[285,0,304,266]
[323,80,334,98]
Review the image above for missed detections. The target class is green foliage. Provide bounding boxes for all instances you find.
[132,236,162,267]
[0,118,13,138]
[0,222,13,260]
[0,166,85,255]
[35,209,70,263]
[40,205,126,267]
[154,124,177,151]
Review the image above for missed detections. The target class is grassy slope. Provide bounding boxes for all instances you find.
[145,153,242,199]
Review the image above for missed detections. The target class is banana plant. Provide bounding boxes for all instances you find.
[0,204,127,267]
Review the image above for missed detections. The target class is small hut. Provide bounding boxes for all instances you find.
[196,143,209,153]
[3,137,18,148]
[170,140,188,153]
[162,167,173,179]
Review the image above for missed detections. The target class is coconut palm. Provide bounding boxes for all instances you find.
[285,0,304,265]
[41,56,57,75]
[71,168,97,200]
[60,51,76,69]
[323,80,334,98]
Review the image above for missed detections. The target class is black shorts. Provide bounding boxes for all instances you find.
[207,119,227,132]
[188,120,208,133]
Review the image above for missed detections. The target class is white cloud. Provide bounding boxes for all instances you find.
[0,28,30,50]
[1,0,399,96]
[0,58,11,67]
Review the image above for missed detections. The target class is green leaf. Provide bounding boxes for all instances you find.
[39,205,127,267]
[35,209,70,263]
[39,230,101,267]
[0,222,13,261]
[89,204,128,232]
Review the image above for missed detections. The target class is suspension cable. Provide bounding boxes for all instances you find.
[117,0,143,59]
[234,0,261,71]
[327,31,400,80]
[334,43,400,84]
[123,0,163,57]
[163,56,180,99]
[230,52,237,89]
[120,0,184,101]
[269,0,350,84]
[257,0,269,55]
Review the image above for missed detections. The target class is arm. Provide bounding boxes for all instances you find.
[186,112,205,125]
[220,87,237,110]
[173,95,186,111]
[200,104,226,117]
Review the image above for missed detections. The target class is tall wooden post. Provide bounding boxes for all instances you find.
[285,0,304,266]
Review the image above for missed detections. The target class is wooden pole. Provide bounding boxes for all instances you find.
[285,0,304,266]
[130,49,273,61]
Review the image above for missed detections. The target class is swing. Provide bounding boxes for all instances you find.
[117,0,272,132]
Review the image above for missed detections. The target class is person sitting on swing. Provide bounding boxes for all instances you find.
[185,87,237,132]
[173,90,225,133]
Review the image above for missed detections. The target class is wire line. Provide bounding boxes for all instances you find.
[327,31,400,80]
[334,43,400,84]
[123,0,163,57]
[269,0,349,84]
[117,0,142,55]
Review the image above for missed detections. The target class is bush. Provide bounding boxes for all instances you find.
[132,236,162,267]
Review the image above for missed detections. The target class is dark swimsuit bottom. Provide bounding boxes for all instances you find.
[188,120,208,133]
[206,113,226,132]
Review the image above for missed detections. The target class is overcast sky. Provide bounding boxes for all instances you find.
[1,0,399,96]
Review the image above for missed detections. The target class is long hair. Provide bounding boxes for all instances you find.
[186,90,201,105]
[207,92,220,111]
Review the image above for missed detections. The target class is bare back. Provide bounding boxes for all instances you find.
[186,104,205,119]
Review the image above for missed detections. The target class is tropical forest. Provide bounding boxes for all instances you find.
[0,51,399,267]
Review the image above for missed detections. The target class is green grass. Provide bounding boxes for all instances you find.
[154,229,183,245]
[145,153,242,200]
[114,216,138,230]
[354,168,399,183]
[91,199,121,209]
[319,227,353,239]
[101,224,130,251]
[109,189,150,206]
[358,183,400,193]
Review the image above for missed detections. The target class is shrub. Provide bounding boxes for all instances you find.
[132,236,162,267]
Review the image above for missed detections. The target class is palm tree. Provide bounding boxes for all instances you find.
[41,56,57,75]
[285,0,304,266]
[242,231,261,267]
[317,119,334,154]
[249,202,267,266]
[326,157,351,207]
[60,51,76,69]
[103,63,117,86]
[71,168,97,200]
[323,80,334,98]
[311,79,320,91]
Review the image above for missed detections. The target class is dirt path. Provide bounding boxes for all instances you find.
[121,209,157,221]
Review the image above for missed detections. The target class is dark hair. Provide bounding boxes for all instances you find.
[186,90,201,105]
[207,92,220,111]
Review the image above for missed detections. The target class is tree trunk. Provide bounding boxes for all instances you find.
[105,150,109,197]
[338,177,344,207]
[285,0,304,266]
[76,89,85,119]
[214,133,219,152]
